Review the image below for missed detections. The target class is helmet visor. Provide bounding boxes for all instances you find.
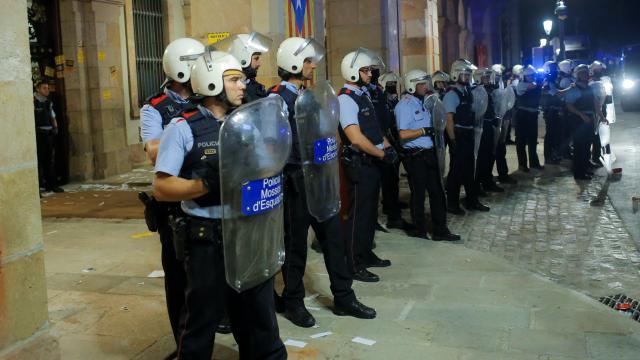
[349,47,384,71]
[245,31,273,53]
[293,38,325,63]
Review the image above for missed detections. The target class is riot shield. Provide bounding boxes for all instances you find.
[424,94,447,178]
[602,76,616,123]
[219,97,292,292]
[499,87,517,143]
[294,80,341,222]
[472,85,488,159]
[590,80,606,135]
[491,87,509,150]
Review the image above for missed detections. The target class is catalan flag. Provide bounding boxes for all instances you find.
[285,0,314,38]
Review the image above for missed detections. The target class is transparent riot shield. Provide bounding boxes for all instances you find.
[294,80,341,222]
[491,87,509,151]
[472,85,488,159]
[219,97,292,292]
[500,87,517,143]
[602,76,616,123]
[590,80,606,135]
[424,94,447,178]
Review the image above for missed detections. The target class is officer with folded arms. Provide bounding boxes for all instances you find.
[395,70,460,241]
[153,50,286,360]
[338,48,396,283]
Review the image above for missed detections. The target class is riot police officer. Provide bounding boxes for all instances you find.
[269,37,376,328]
[396,70,460,241]
[339,48,396,282]
[153,50,286,360]
[473,68,504,193]
[377,71,410,229]
[564,64,597,180]
[432,70,450,99]
[541,61,563,164]
[443,59,490,215]
[588,60,609,167]
[489,64,518,185]
[226,32,273,102]
[138,38,218,347]
[33,80,63,194]
[514,65,543,171]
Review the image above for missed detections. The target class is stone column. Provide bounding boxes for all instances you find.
[0,0,57,358]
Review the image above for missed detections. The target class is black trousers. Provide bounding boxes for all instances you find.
[380,160,402,221]
[35,129,57,188]
[543,108,562,162]
[158,211,187,346]
[475,120,497,187]
[446,128,477,206]
[403,149,448,235]
[178,218,286,360]
[343,160,381,272]
[592,133,602,162]
[280,170,355,307]
[573,120,594,177]
[515,109,541,168]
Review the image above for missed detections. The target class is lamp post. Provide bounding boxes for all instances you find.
[555,0,568,60]
[542,19,553,61]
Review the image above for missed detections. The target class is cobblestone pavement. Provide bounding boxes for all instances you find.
[392,111,640,301]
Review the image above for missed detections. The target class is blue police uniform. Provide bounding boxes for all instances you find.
[565,85,596,179]
[395,94,449,237]
[515,81,542,169]
[155,105,286,360]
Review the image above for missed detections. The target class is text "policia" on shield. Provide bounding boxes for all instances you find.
[313,137,338,164]
[241,174,284,216]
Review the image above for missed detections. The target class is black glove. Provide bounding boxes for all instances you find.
[382,147,399,164]
[201,159,219,192]
[422,127,435,137]
[448,139,457,154]
[52,127,59,136]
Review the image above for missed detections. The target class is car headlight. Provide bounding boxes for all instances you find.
[623,79,635,89]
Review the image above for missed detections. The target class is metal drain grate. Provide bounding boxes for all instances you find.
[598,294,640,322]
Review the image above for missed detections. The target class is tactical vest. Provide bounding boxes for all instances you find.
[245,78,267,103]
[177,108,222,207]
[269,83,301,165]
[368,84,392,132]
[145,92,192,128]
[517,83,542,110]
[338,87,384,147]
[450,87,474,127]
[34,98,53,128]
[574,85,595,113]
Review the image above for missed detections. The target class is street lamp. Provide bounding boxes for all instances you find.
[555,0,568,60]
[543,20,553,36]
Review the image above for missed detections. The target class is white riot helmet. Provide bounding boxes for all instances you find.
[573,64,589,79]
[432,70,450,86]
[558,59,573,74]
[276,37,325,74]
[190,50,244,97]
[403,69,431,94]
[512,65,524,76]
[379,71,400,89]
[224,32,273,68]
[522,65,536,77]
[162,38,206,83]
[341,48,384,82]
[491,64,505,76]
[473,68,495,85]
[589,60,606,75]
[450,59,476,83]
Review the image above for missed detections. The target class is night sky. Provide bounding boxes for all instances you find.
[519,0,639,61]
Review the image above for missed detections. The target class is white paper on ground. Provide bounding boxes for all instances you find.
[310,332,332,339]
[307,306,321,311]
[284,339,307,348]
[147,270,165,278]
[352,337,376,346]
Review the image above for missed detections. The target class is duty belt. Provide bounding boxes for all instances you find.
[454,125,474,131]
[341,146,376,165]
[405,148,435,157]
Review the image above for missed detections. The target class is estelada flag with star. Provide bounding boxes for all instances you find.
[285,0,314,38]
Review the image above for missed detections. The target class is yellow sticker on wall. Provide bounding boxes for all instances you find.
[55,54,65,65]
[207,32,230,45]
[102,89,112,100]
[44,66,55,77]
[77,48,85,64]
[98,51,106,61]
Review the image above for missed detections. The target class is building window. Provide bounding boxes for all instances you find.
[132,0,165,106]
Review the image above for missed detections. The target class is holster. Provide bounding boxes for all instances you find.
[138,192,159,232]
[168,214,188,261]
[341,146,365,184]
